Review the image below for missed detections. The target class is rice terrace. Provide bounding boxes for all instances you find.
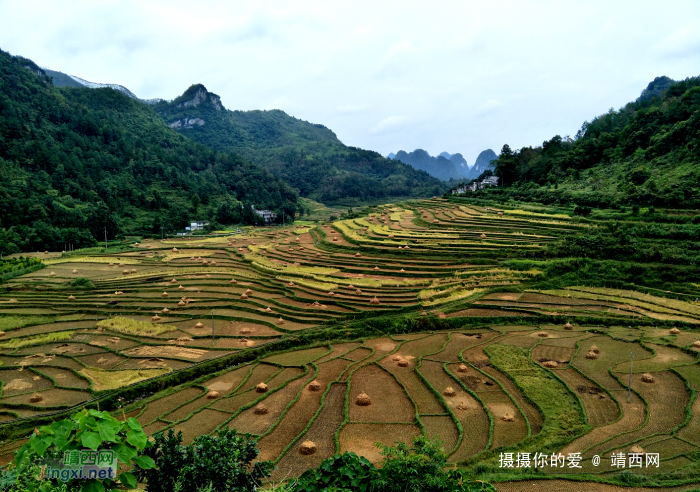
[1,198,700,490]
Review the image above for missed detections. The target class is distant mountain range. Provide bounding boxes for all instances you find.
[387,149,496,181]
[44,68,164,104]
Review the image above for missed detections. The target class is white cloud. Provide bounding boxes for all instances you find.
[476,99,503,116]
[336,104,369,113]
[650,21,700,58]
[370,115,408,134]
[0,0,698,161]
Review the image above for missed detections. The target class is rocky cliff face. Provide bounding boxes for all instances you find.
[391,149,465,181]
[175,85,223,111]
[466,149,498,179]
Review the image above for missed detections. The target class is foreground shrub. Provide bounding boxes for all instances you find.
[136,428,271,492]
[294,436,495,492]
[10,409,153,492]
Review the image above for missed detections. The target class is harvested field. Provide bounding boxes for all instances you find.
[2,200,699,484]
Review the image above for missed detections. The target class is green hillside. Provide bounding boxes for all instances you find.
[468,76,700,208]
[0,50,299,254]
[153,84,445,204]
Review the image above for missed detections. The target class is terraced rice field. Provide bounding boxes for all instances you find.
[0,199,699,486]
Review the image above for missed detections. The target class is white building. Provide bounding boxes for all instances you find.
[190,221,210,231]
[252,206,277,224]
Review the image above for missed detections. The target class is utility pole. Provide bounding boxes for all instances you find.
[627,351,634,403]
[104,226,108,251]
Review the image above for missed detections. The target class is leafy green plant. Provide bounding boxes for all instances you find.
[13,409,154,492]
[69,278,94,289]
[293,437,495,492]
[135,428,271,492]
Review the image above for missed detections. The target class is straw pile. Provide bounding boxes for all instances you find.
[537,331,548,337]
[152,315,161,322]
[480,234,487,239]
[170,278,177,283]
[397,358,409,367]
[392,354,402,361]
[206,391,219,399]
[370,296,380,305]
[287,282,296,287]
[355,252,362,257]
[256,383,269,393]
[72,269,79,274]
[670,328,681,335]
[630,445,645,455]
[437,312,447,319]
[254,404,268,415]
[589,345,600,354]
[230,279,237,284]
[194,322,204,328]
[641,373,655,383]
[691,341,700,348]
[374,266,379,270]
[564,322,573,330]
[172,248,179,252]
[162,292,169,297]
[443,387,456,397]
[161,308,170,313]
[277,318,285,325]
[308,380,321,391]
[178,301,186,306]
[501,413,515,422]
[457,364,469,373]
[355,288,363,294]
[355,392,371,406]
[265,307,272,312]
[299,441,317,455]
[456,402,469,411]
[585,350,598,359]
[240,294,248,299]
[49,271,56,276]
[543,360,558,368]
[68,295,76,300]
[30,394,43,403]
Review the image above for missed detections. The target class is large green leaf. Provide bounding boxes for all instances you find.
[126,418,142,431]
[118,472,137,489]
[82,479,105,492]
[97,420,117,443]
[126,429,147,450]
[30,436,52,457]
[113,442,137,463]
[132,456,155,469]
[81,431,102,450]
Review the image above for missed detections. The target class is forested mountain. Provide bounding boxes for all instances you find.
[0,50,299,253]
[153,85,444,204]
[465,149,498,179]
[483,76,700,208]
[389,149,465,180]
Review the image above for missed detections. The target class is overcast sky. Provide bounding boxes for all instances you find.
[1,1,699,165]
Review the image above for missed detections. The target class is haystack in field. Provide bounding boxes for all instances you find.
[172,248,178,252]
[370,296,380,304]
[589,345,600,354]
[641,373,655,383]
[443,387,456,396]
[457,364,468,373]
[392,354,402,361]
[264,307,272,313]
[30,394,43,403]
[230,279,237,284]
[161,308,170,314]
[118,262,125,267]
[564,322,573,330]
[178,285,185,290]
[355,252,362,257]
[400,268,405,272]
[277,317,285,325]
[68,295,76,300]
[299,441,317,455]
[501,413,515,422]
[162,292,169,297]
[195,322,204,328]
[374,266,379,270]
[170,279,177,283]
[437,312,447,319]
[287,282,296,287]
[586,351,598,359]
[152,315,161,322]
[254,404,269,415]
[457,402,469,411]
[397,358,409,367]
[420,310,428,316]
[177,336,193,342]
[131,269,137,273]
[256,383,269,393]
[691,341,700,348]
[178,301,186,306]
[543,360,558,368]
[308,380,321,391]
[670,328,681,335]
[480,234,487,239]
[245,289,253,295]
[630,445,645,455]
[347,284,355,290]
[240,294,248,299]
[537,331,548,337]
[49,271,56,276]
[240,327,252,335]
[355,392,372,406]
[206,391,219,399]
[355,288,363,294]
[72,269,79,274]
